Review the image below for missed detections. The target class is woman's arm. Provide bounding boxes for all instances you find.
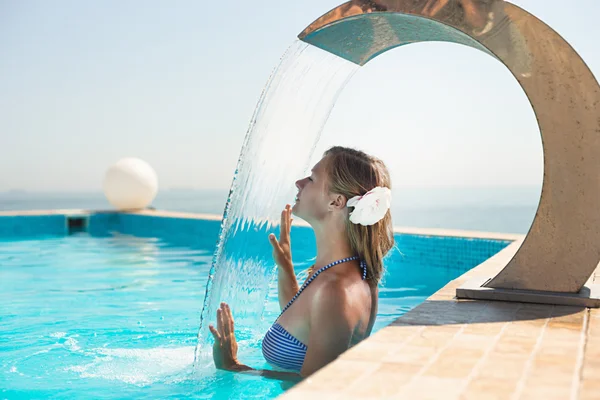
[269,205,299,309]
[276,263,299,309]
[222,363,303,383]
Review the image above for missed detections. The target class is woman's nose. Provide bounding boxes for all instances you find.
[295,179,304,190]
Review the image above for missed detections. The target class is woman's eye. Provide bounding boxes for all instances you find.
[308,177,313,182]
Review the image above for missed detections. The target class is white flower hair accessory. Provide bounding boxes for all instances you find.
[347,186,392,226]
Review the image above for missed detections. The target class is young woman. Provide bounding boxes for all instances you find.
[209,146,394,381]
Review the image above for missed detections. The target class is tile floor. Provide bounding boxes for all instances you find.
[281,240,600,400]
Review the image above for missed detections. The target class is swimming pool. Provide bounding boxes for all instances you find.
[0,213,510,399]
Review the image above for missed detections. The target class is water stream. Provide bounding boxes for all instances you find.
[193,40,358,369]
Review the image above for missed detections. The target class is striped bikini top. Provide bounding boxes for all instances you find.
[261,256,367,373]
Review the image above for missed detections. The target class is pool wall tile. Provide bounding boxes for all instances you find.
[87,213,120,236]
[392,234,510,274]
[0,211,511,272]
[116,213,222,248]
[0,215,67,239]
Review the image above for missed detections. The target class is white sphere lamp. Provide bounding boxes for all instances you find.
[103,158,158,210]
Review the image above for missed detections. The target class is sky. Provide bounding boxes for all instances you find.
[0,0,598,193]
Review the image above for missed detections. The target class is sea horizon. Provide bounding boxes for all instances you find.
[0,187,540,234]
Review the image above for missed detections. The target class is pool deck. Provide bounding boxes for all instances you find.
[2,209,597,398]
[281,238,600,400]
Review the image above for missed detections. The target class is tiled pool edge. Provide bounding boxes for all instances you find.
[0,209,513,278]
[0,209,514,274]
[0,209,221,220]
[0,209,522,241]
[280,240,600,400]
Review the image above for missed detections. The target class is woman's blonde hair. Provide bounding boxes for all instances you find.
[323,146,394,285]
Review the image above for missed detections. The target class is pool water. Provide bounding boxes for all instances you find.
[0,220,508,399]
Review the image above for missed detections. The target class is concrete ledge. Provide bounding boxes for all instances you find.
[0,209,223,220]
[124,209,222,221]
[457,277,600,308]
[280,239,600,399]
[0,209,98,216]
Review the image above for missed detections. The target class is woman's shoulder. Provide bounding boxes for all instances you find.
[310,279,351,313]
[307,277,370,333]
[309,272,364,308]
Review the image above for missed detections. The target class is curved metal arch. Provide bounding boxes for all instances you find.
[299,0,600,301]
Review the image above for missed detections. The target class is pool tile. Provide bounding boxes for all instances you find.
[452,333,497,349]
[581,359,600,380]
[493,336,538,354]
[421,346,485,379]
[462,322,506,336]
[475,354,529,380]
[0,215,67,238]
[300,360,380,391]
[422,357,480,379]
[408,331,458,348]
[344,362,421,398]
[502,323,546,337]
[394,377,465,400]
[513,307,553,322]
[340,339,404,362]
[526,370,575,386]
[382,345,439,365]
[279,389,342,400]
[519,384,572,400]
[580,380,600,400]
[462,378,519,399]
[366,325,424,343]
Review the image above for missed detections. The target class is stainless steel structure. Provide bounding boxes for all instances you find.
[299,0,600,306]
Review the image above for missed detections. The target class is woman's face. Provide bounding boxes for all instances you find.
[292,157,331,223]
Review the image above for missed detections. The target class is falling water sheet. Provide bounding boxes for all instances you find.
[193,40,359,370]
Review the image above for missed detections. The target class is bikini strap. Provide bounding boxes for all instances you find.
[360,260,368,280]
[279,256,363,316]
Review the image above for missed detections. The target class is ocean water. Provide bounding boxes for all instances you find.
[0,186,540,234]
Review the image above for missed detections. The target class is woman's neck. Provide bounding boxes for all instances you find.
[312,218,354,267]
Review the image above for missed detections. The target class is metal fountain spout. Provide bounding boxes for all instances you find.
[298,0,600,307]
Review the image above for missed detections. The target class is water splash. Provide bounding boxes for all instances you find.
[66,347,196,386]
[193,40,358,369]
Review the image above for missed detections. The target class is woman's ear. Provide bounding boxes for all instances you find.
[329,194,347,210]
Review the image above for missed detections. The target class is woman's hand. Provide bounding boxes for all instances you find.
[209,302,242,371]
[208,302,303,383]
[268,204,293,271]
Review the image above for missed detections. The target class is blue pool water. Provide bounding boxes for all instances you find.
[0,215,510,399]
